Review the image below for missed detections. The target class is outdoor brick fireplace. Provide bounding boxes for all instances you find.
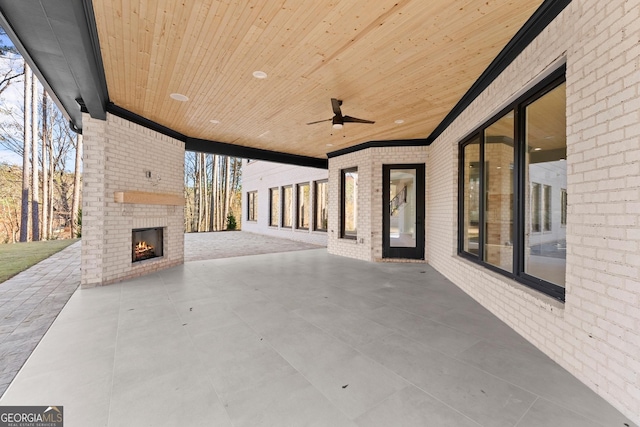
[132,227,164,263]
[81,114,185,287]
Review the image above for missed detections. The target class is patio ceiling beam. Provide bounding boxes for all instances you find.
[107,103,327,169]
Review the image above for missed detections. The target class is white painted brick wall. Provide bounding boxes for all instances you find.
[427,0,640,422]
[241,159,328,246]
[327,149,372,261]
[81,113,185,287]
[327,146,428,261]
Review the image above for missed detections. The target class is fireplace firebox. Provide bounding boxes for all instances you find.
[132,227,164,262]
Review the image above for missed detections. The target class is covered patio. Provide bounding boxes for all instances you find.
[0,232,633,426]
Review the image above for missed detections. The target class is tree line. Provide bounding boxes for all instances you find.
[0,28,82,243]
[0,62,82,243]
[184,152,242,233]
[0,27,243,243]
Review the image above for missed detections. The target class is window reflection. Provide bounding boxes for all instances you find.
[525,83,567,287]
[269,188,279,227]
[315,180,328,231]
[463,139,480,255]
[341,168,358,238]
[484,112,514,271]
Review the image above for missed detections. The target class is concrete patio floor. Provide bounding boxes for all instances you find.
[0,233,636,426]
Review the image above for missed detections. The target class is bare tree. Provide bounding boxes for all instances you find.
[224,156,231,229]
[211,154,219,230]
[41,91,48,238]
[71,133,82,237]
[0,27,23,96]
[19,62,31,241]
[209,155,218,231]
[30,64,39,240]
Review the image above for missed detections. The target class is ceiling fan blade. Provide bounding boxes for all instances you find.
[331,98,343,116]
[306,118,333,125]
[343,115,375,124]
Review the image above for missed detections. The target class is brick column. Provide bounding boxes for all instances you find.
[81,114,107,287]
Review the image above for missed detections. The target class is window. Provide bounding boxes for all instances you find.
[458,67,566,300]
[341,168,358,239]
[297,183,310,230]
[543,184,551,232]
[269,188,279,227]
[282,185,293,228]
[531,183,541,233]
[314,180,328,232]
[529,183,552,233]
[247,191,258,222]
[462,140,480,255]
[561,189,567,226]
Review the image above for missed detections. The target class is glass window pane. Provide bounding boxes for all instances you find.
[342,168,358,238]
[525,82,566,287]
[462,138,480,255]
[531,183,541,232]
[269,188,279,227]
[389,168,417,248]
[484,112,514,272]
[297,183,310,229]
[282,186,292,227]
[543,184,552,231]
[247,191,257,221]
[315,180,328,231]
[561,189,567,226]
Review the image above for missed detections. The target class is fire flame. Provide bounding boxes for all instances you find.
[135,241,153,250]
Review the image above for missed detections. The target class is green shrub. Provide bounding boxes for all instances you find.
[226,213,237,230]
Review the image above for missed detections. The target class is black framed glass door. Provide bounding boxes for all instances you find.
[383,164,425,259]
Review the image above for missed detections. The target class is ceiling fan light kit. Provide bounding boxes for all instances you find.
[332,117,343,129]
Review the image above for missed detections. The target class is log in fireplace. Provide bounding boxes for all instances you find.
[132,227,164,262]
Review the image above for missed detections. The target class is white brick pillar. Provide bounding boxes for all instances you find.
[81,114,107,287]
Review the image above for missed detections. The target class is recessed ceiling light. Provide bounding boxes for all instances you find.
[252,70,267,79]
[534,147,542,151]
[394,119,405,124]
[326,143,334,147]
[210,119,220,124]
[169,93,189,102]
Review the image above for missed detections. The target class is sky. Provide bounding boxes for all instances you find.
[0,30,77,169]
[0,31,25,166]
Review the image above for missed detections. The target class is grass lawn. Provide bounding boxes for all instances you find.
[0,239,79,284]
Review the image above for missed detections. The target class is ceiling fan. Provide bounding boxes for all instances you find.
[307,98,375,129]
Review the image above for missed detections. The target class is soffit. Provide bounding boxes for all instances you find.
[92,0,544,159]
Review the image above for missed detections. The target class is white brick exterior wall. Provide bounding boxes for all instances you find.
[426,0,640,422]
[241,160,328,246]
[81,113,185,287]
[327,146,428,261]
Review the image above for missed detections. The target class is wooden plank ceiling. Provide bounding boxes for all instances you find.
[93,0,544,159]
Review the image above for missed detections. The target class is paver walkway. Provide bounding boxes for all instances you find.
[0,241,81,395]
[184,231,323,261]
[0,231,324,396]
